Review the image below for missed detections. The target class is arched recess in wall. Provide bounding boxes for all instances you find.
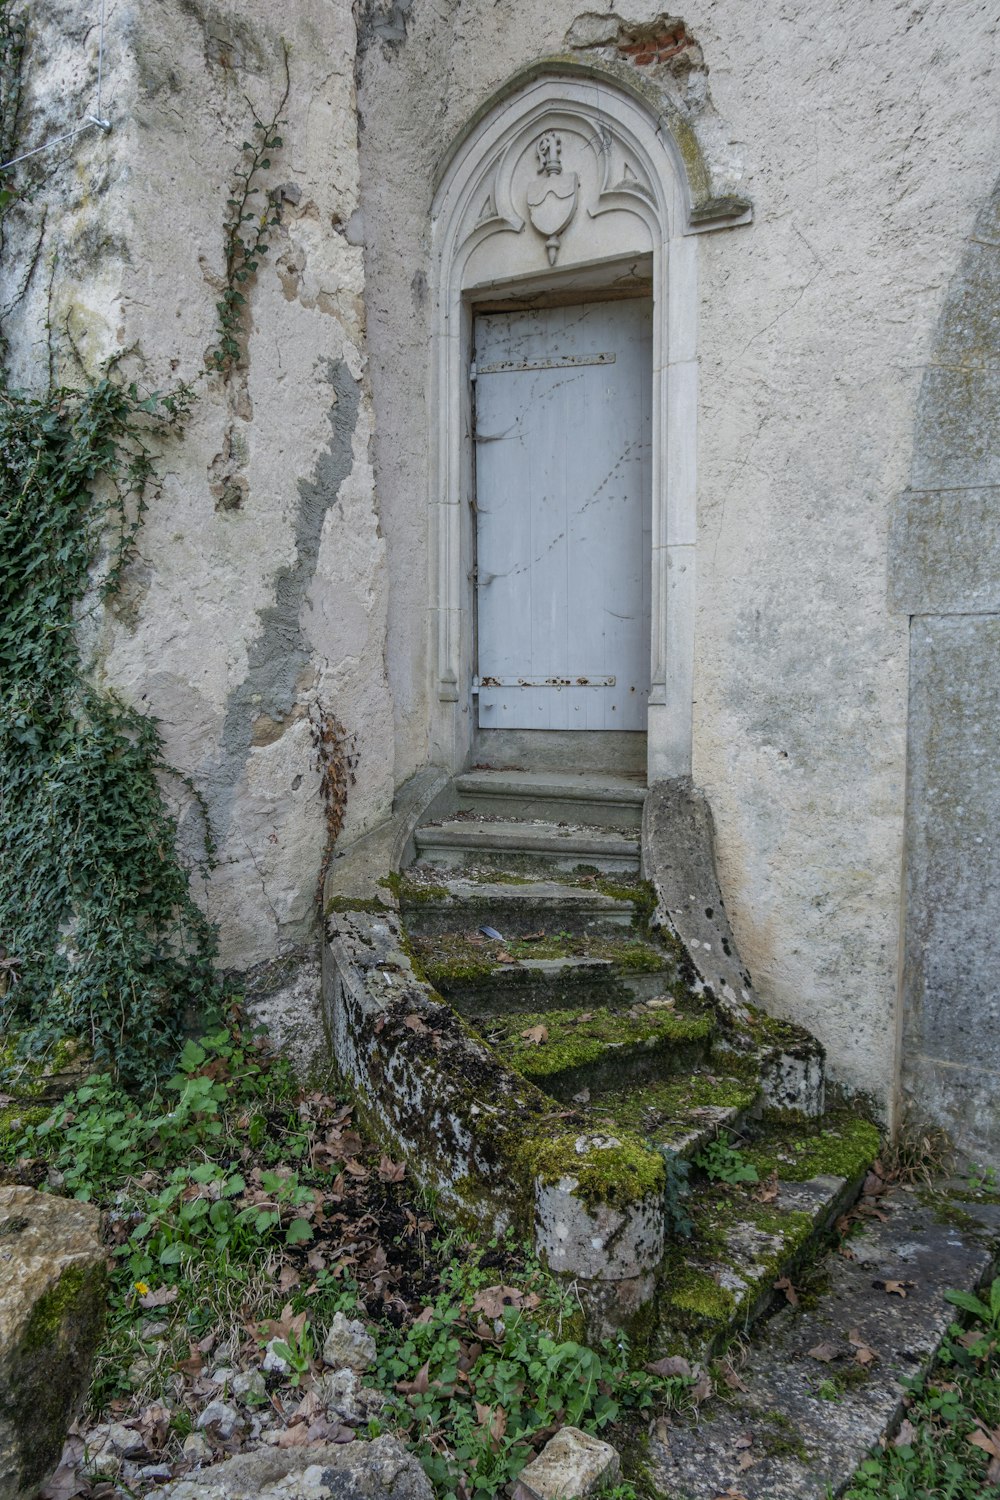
[889,168,1000,1164]
[427,63,749,780]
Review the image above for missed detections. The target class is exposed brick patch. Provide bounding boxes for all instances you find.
[617,23,696,67]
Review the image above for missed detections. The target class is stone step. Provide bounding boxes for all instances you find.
[476,1002,716,1101]
[652,1111,881,1358]
[648,1185,1000,1500]
[576,1070,762,1162]
[449,769,647,829]
[397,872,645,937]
[411,930,676,1016]
[413,817,641,874]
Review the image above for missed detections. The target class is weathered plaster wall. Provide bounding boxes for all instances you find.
[890,173,1000,1163]
[356,0,999,1113]
[2,0,394,966]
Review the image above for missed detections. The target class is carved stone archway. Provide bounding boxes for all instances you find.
[428,64,747,779]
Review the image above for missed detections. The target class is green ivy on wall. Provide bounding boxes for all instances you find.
[0,1,222,1083]
[0,376,221,1083]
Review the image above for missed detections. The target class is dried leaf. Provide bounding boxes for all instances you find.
[403,1014,428,1034]
[734,1432,753,1450]
[737,1452,756,1472]
[377,1155,406,1183]
[774,1276,799,1306]
[520,1025,549,1046]
[878,1279,915,1298]
[894,1418,918,1448]
[38,1465,86,1500]
[138,1285,179,1309]
[720,1359,749,1392]
[471,1285,540,1319]
[968,1424,1000,1460]
[396,1358,431,1396]
[690,1367,713,1403]
[807,1342,841,1364]
[276,1423,312,1448]
[756,1169,779,1203]
[646,1355,692,1380]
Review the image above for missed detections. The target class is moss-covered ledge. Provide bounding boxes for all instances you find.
[322,902,670,1331]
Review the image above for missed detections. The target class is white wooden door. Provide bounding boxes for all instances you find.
[474,299,652,731]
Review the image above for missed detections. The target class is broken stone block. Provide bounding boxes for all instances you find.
[0,1185,106,1500]
[146,1434,433,1498]
[321,1310,376,1372]
[512,1425,621,1499]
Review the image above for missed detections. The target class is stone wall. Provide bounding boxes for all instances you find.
[356,0,999,1117]
[2,0,394,967]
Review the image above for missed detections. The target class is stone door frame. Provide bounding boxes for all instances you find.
[428,64,747,780]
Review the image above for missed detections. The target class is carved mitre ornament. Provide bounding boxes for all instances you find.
[526,132,579,264]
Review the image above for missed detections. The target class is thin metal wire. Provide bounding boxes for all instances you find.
[0,0,110,173]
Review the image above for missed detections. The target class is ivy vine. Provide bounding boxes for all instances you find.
[0,4,220,1084]
[0,377,222,1083]
[208,43,289,375]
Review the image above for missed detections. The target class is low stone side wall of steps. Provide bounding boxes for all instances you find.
[324,901,670,1331]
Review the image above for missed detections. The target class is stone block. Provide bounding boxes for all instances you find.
[0,1186,106,1500]
[512,1426,620,1500]
[147,1435,433,1499]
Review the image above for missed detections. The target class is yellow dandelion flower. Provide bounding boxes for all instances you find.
[134,1281,150,1296]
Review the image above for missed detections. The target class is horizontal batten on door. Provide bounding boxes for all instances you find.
[474,675,616,690]
[472,351,615,376]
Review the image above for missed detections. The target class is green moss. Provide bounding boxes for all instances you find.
[757,1410,810,1461]
[523,1129,665,1211]
[396,882,451,904]
[746,1113,879,1184]
[25,1263,99,1352]
[669,1266,735,1324]
[0,1036,88,1101]
[323,895,395,916]
[743,1006,820,1056]
[597,1074,757,1138]
[493,1005,713,1085]
[0,1102,49,1154]
[594,878,657,928]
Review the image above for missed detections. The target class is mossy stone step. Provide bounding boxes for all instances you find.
[654,1112,881,1358]
[578,1071,761,1161]
[412,928,677,1016]
[397,871,648,938]
[413,817,640,874]
[478,1002,716,1101]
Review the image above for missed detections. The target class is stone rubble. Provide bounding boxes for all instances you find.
[512,1425,621,1499]
[321,1310,377,1372]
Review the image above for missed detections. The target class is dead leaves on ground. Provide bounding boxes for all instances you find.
[967,1420,1000,1485]
[520,1025,549,1046]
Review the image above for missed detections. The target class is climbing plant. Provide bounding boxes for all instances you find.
[0,4,222,1083]
[0,375,221,1083]
[208,42,289,375]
